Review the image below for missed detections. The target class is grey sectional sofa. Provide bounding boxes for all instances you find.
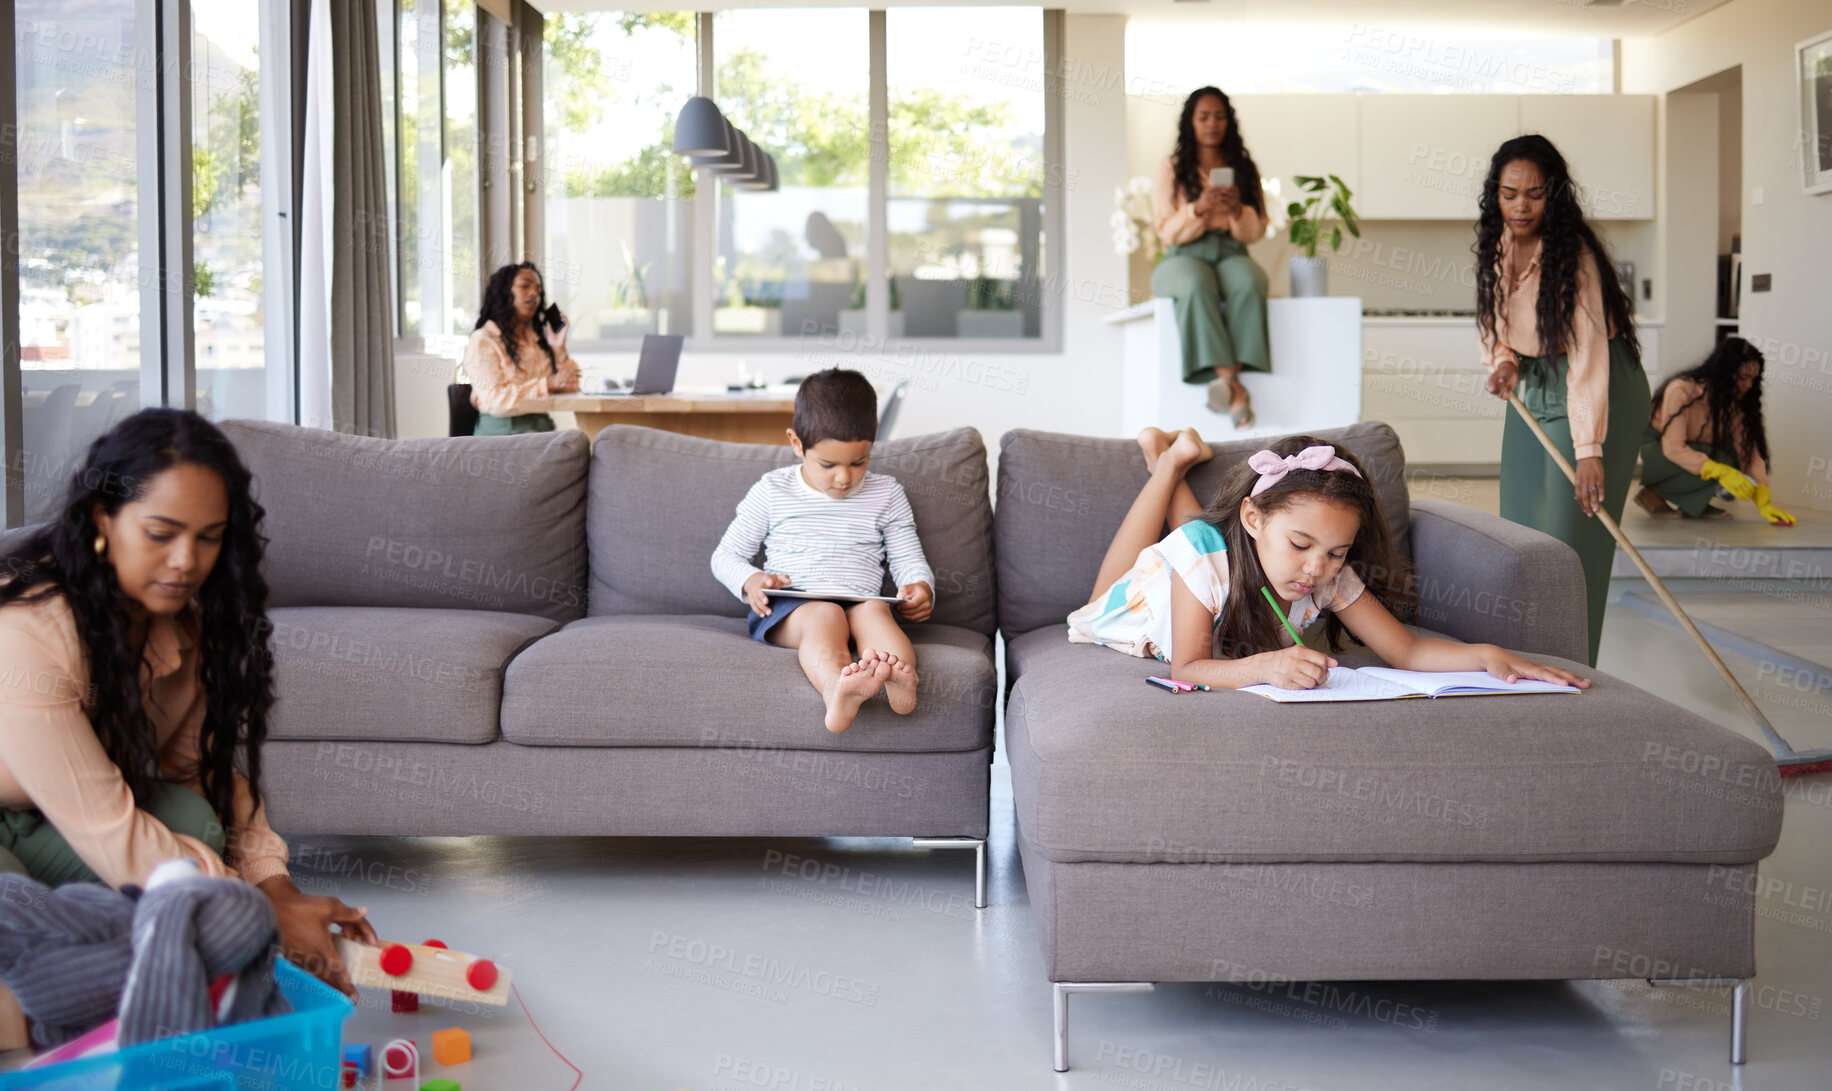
[995,422,1784,1070]
[220,420,998,902]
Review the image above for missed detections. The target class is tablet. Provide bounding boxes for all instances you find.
[766,588,905,604]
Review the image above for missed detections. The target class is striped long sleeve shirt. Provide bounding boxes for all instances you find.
[711,467,935,602]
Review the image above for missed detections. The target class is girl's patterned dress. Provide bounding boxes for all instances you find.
[1066,519,1365,662]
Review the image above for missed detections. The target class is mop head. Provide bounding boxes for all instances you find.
[1778,753,1832,778]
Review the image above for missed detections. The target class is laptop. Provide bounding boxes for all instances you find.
[603,334,683,395]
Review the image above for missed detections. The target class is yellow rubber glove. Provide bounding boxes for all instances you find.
[1700,458,1759,501]
[1755,484,1796,526]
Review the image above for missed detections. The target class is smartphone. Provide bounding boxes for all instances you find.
[543,302,565,331]
[1209,167,1235,189]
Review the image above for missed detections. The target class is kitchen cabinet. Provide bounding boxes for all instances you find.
[1358,96,1520,220]
[1518,94,1656,220]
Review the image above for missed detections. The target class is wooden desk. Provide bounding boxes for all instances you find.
[549,392,796,445]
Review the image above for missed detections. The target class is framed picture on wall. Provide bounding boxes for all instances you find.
[1800,29,1832,195]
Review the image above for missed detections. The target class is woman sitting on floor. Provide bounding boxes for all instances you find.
[1636,337,1794,524]
[0,410,377,1049]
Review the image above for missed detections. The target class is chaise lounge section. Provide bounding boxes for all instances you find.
[994,422,1784,1069]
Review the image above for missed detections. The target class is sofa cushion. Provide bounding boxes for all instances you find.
[1005,627,1784,866]
[995,422,1410,638]
[221,420,589,624]
[500,615,995,753]
[268,606,557,744]
[586,426,996,635]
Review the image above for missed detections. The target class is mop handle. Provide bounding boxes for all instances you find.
[1504,391,1781,741]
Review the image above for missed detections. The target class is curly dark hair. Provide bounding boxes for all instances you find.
[1199,435,1414,659]
[475,262,555,372]
[1651,336,1769,471]
[1475,135,1639,365]
[0,409,274,861]
[1172,86,1265,216]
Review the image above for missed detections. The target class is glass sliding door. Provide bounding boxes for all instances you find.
[713,9,869,341]
[887,8,1045,340]
[191,0,267,420]
[13,3,144,522]
[542,11,696,343]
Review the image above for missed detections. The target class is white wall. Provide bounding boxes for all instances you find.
[567,13,1135,464]
[1624,0,1832,512]
[1662,92,1721,368]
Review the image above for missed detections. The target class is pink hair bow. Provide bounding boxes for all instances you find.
[1248,445,1362,496]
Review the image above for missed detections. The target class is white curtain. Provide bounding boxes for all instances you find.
[297,0,334,431]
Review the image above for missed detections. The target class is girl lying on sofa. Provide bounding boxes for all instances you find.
[1068,428,1590,692]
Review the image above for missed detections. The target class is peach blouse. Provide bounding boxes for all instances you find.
[463,319,579,417]
[1151,157,1268,248]
[1480,233,1618,461]
[1652,378,1769,485]
[0,591,290,889]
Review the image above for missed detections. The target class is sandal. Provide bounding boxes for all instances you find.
[1204,377,1256,429]
[1634,486,1679,518]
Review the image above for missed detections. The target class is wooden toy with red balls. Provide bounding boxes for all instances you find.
[334,936,511,1006]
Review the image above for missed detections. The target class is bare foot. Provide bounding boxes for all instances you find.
[877,653,920,715]
[824,660,886,733]
[1177,427,1214,464]
[1136,427,1175,474]
[1160,428,1211,475]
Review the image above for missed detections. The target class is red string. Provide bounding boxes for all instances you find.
[513,983,583,1091]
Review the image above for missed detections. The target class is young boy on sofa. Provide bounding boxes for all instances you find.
[711,369,935,733]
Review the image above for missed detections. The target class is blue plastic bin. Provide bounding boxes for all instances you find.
[0,960,350,1091]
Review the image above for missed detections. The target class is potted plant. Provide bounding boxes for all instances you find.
[1285,174,1359,298]
[1111,176,1164,264]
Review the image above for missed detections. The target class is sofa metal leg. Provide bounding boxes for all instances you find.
[1730,979,1749,1065]
[1052,981,1155,1072]
[912,837,987,908]
[1647,976,1749,1065]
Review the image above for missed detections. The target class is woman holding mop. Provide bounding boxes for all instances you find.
[1475,135,1649,667]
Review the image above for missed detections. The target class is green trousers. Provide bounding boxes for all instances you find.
[1500,338,1651,667]
[1638,427,1734,517]
[0,782,226,886]
[1150,231,1271,383]
[474,412,555,436]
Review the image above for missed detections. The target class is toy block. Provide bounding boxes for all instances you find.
[382,1038,419,1080]
[419,1081,461,1091]
[342,1044,373,1077]
[430,1027,471,1066]
[341,1065,359,1089]
[336,938,512,1006]
[392,989,419,1013]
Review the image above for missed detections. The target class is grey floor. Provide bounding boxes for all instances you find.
[308,518,1832,1090]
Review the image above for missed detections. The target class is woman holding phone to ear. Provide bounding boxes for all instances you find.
[465,262,579,436]
[1150,86,1271,430]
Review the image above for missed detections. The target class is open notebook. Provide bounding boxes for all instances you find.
[1242,666,1581,703]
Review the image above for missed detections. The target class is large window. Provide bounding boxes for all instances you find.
[543,12,696,341]
[444,0,479,336]
[888,8,1044,340]
[713,10,870,339]
[14,2,144,523]
[397,0,478,340]
[191,0,267,420]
